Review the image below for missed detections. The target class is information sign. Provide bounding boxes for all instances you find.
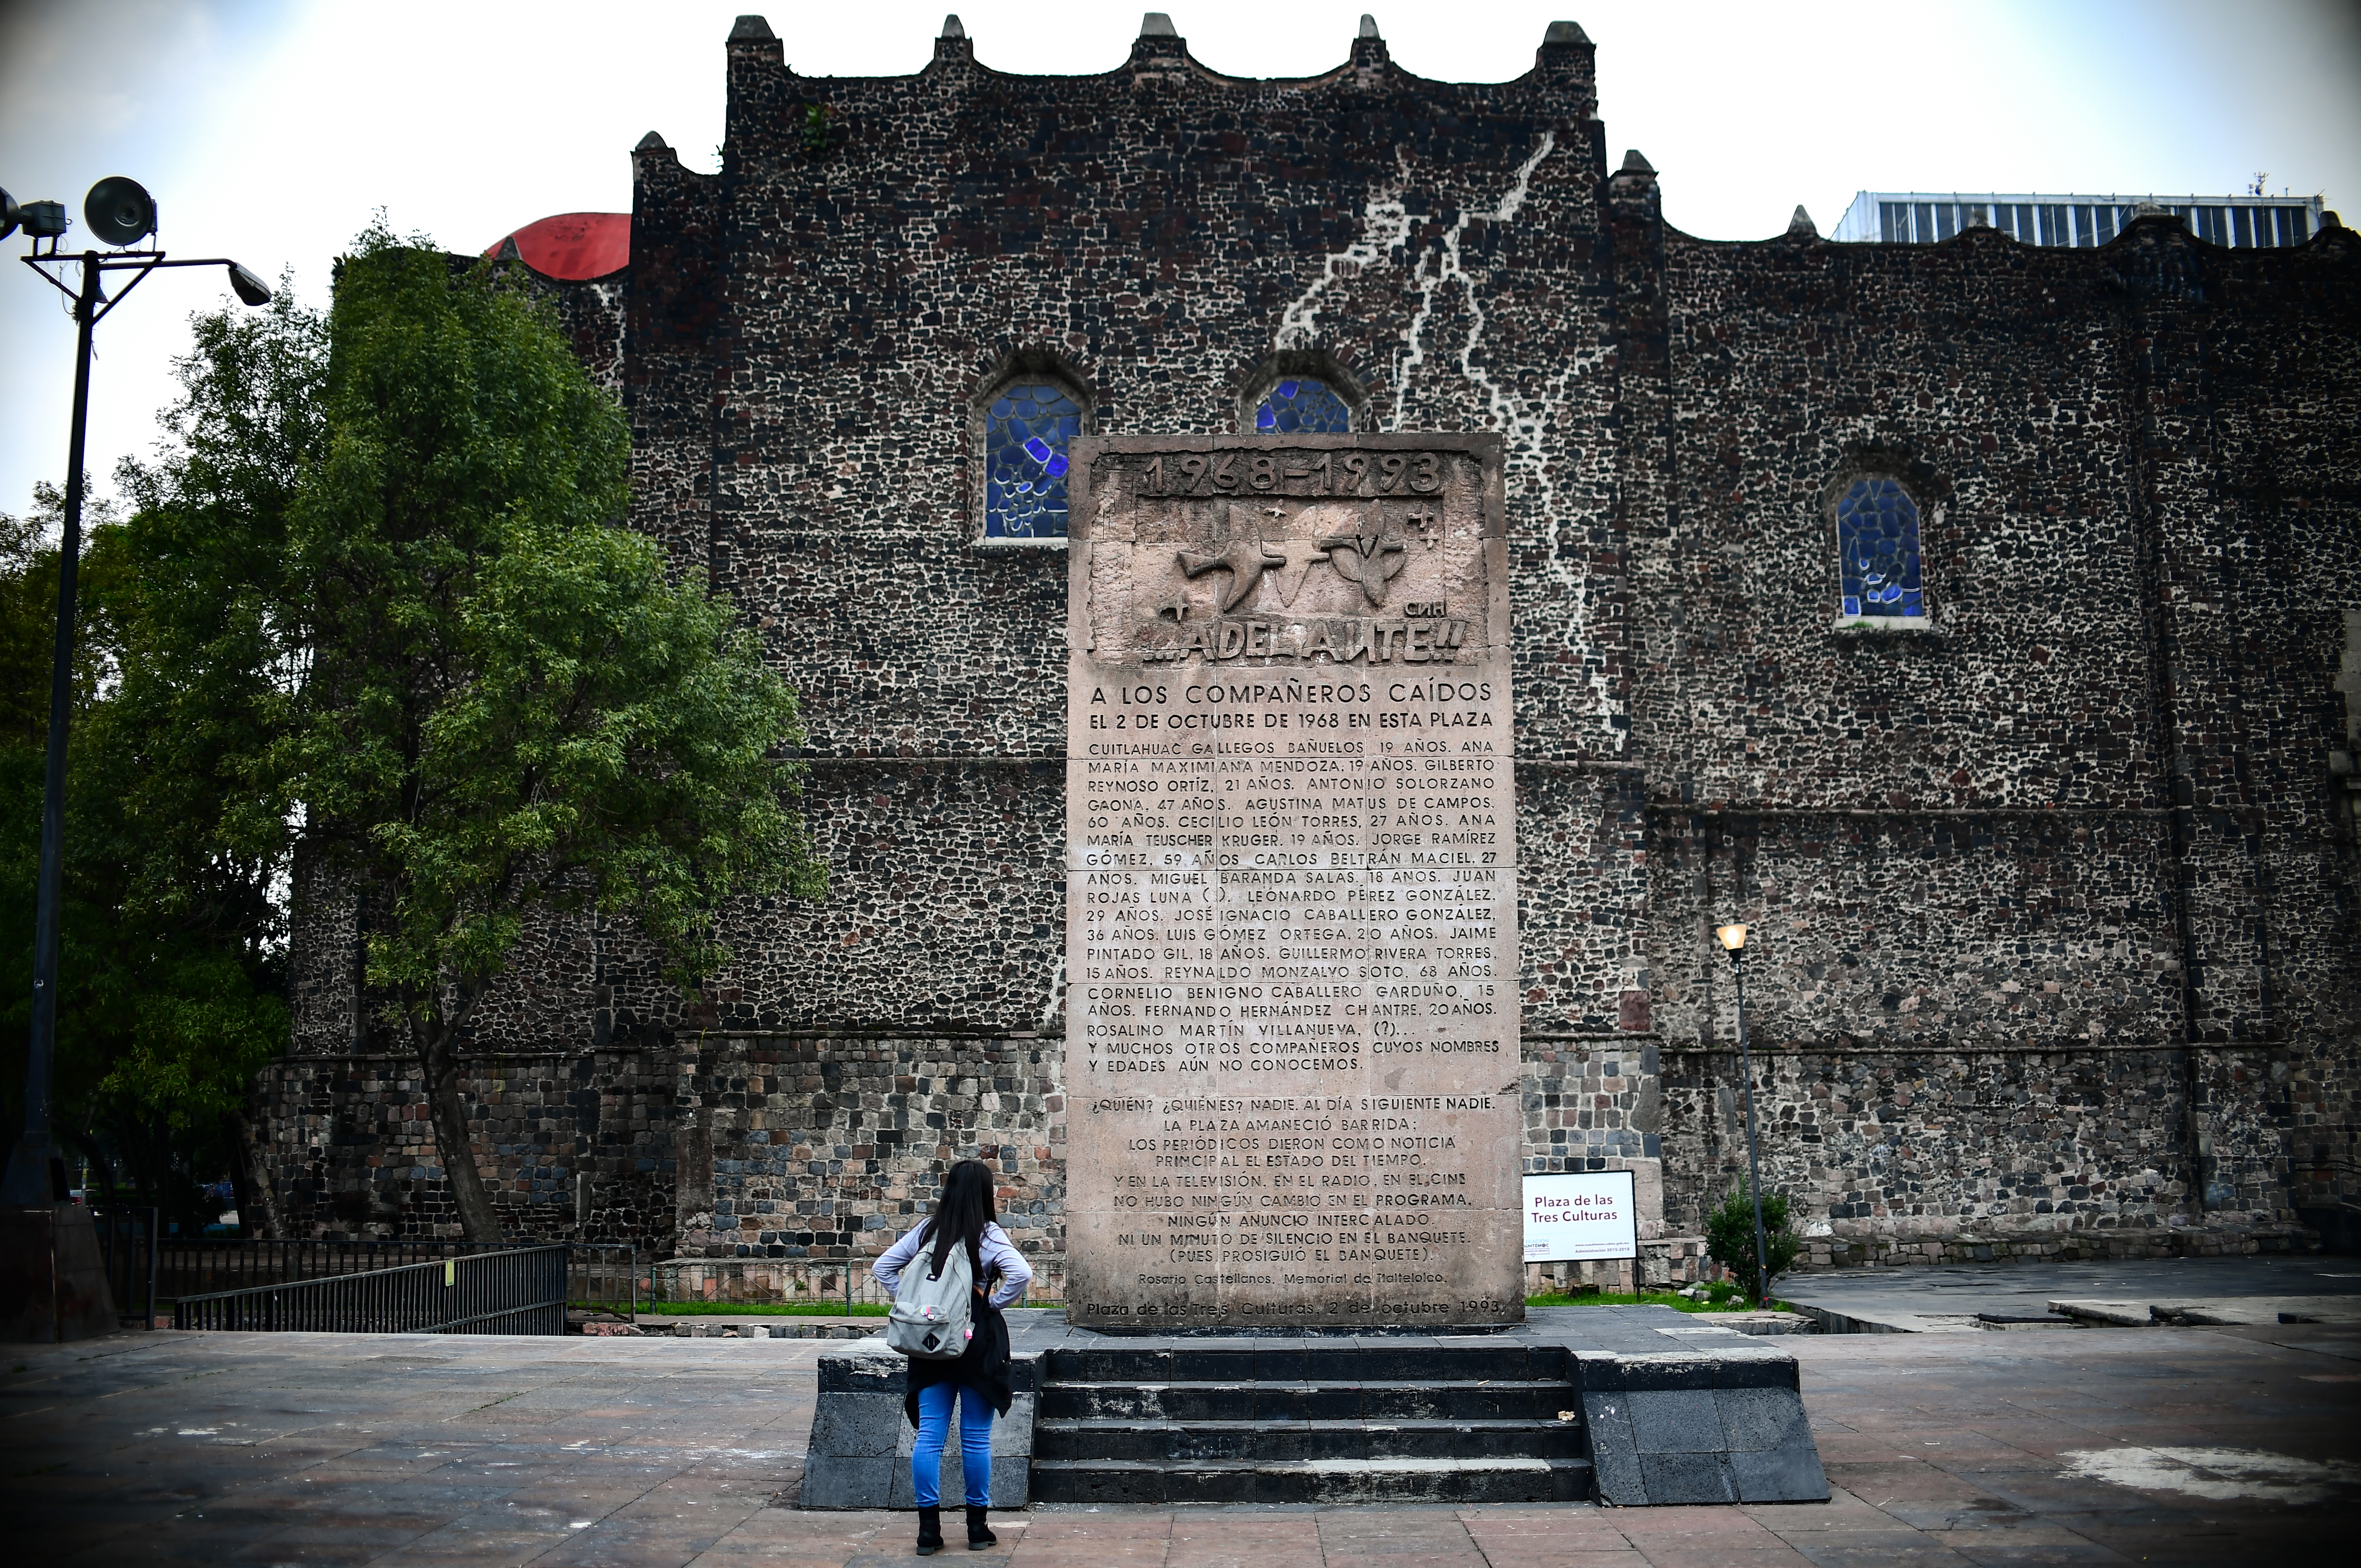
[1521,1170,1638,1263]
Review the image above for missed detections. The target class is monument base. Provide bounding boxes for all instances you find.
[0,1203,119,1343]
[800,1306,1827,1509]
[801,1340,1040,1509]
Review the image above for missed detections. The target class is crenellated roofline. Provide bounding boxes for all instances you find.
[713,9,1595,99]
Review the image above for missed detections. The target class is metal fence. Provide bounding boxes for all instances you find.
[148,1239,638,1319]
[93,1207,160,1328]
[174,1245,570,1335]
[156,1238,501,1297]
[569,1244,640,1317]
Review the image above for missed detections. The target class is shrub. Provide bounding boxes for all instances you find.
[1704,1185,1802,1303]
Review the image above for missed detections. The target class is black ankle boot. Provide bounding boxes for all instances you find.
[916,1505,943,1556]
[965,1505,996,1550]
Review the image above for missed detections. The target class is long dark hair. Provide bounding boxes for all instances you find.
[922,1159,998,1277]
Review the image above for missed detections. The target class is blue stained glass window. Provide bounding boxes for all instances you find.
[985,382,1081,539]
[1836,478,1926,618]
[1254,377,1352,434]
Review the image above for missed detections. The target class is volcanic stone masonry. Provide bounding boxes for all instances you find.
[271,14,2360,1281]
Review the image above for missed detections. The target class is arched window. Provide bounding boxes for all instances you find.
[1835,478,1927,619]
[982,380,1083,541]
[1253,376,1353,434]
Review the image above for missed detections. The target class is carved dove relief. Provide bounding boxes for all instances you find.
[1176,502,1287,612]
[1266,504,1333,608]
[1320,523,1410,606]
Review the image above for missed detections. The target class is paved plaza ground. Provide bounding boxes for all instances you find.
[6,1263,2358,1566]
[1778,1253,2361,1333]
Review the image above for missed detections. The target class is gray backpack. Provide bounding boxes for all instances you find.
[886,1228,975,1360]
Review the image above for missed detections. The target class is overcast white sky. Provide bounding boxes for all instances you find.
[3,0,2357,524]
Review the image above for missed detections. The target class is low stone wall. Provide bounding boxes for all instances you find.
[669,1033,1063,1264]
[657,1320,881,1339]
[1660,1044,2194,1242]
[1797,1218,2316,1270]
[652,1255,1069,1306]
[1650,1037,2347,1270]
[248,1048,675,1245]
[243,1028,2342,1271]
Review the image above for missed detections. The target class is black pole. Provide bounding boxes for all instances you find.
[1733,949,1773,1307]
[2,251,100,1207]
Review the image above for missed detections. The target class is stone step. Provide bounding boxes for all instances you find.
[1031,1454,1593,1506]
[1031,1334,1602,1505]
[1035,1416,1586,1463]
[1043,1343,1565,1385]
[1041,1377,1574,1422]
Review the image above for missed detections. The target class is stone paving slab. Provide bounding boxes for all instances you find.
[2045,1294,2361,1327]
[3,1321,2356,1563]
[1779,1254,2361,1334]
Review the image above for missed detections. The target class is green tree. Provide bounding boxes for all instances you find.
[123,225,822,1241]
[0,486,116,1156]
[96,281,328,1225]
[1703,1185,1802,1304]
[0,477,287,1229]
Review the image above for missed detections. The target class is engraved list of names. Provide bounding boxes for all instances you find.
[1063,434,1521,1330]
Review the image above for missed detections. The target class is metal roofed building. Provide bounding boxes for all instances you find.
[1832,191,2325,248]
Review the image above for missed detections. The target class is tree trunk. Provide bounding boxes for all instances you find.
[416,1020,505,1244]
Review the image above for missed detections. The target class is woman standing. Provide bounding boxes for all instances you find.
[873,1159,1034,1554]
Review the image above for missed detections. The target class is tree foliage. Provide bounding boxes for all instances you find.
[285,234,820,1004]
[0,472,287,1231]
[5,226,819,1241]
[108,224,822,1240]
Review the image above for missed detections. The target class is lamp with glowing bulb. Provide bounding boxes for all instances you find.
[1716,921,1775,1307]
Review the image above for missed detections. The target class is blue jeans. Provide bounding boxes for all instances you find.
[912,1381,992,1508]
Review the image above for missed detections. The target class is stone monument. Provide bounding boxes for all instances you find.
[1063,435,1521,1330]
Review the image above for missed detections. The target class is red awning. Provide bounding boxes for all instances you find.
[482,212,630,280]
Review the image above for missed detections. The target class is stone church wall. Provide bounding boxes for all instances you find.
[254,15,2358,1269]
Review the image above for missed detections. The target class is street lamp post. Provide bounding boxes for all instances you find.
[1716,923,1774,1307]
[0,180,271,1221]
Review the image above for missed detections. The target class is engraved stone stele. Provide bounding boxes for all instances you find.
[1064,434,1520,1331]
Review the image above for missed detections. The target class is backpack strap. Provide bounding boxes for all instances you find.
[920,1220,988,1287]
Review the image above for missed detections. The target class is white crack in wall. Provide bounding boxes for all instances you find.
[1274,148,1414,354]
[1273,133,1618,736]
[1037,950,1066,1033]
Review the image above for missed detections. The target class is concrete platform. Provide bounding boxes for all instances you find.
[3,1321,2356,1563]
[801,1307,1828,1508]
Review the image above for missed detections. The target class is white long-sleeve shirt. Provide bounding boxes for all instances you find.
[871,1220,1034,1309]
